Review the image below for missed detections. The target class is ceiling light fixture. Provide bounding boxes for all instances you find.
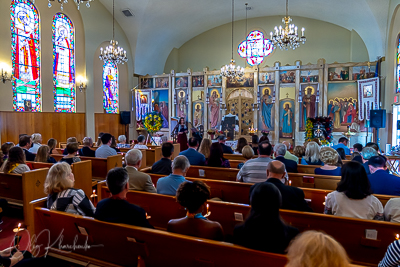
[46,0,94,11]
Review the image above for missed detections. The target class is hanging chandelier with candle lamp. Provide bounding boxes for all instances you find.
[99,0,128,65]
[270,0,306,50]
[221,0,244,78]
[46,0,94,11]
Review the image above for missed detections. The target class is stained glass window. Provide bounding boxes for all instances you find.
[397,37,400,94]
[52,13,75,112]
[11,0,41,112]
[238,30,274,66]
[103,60,119,113]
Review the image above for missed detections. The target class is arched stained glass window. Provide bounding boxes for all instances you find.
[397,36,400,94]
[53,13,75,112]
[103,60,119,113]
[11,0,41,112]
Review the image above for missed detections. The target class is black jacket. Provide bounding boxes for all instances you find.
[79,146,96,157]
[275,156,298,173]
[263,179,313,212]
[220,143,233,154]
[23,148,36,161]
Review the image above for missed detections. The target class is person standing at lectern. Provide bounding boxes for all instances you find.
[175,117,188,152]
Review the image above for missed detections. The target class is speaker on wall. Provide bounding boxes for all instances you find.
[397,120,400,130]
[369,109,386,129]
[120,111,131,125]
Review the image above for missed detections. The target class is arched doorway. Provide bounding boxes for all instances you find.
[226,89,254,136]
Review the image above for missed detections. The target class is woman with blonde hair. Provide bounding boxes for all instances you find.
[286,230,350,267]
[47,138,59,154]
[35,145,56,163]
[301,141,322,165]
[45,162,95,216]
[237,145,254,169]
[198,138,212,159]
[315,147,341,176]
[28,133,42,153]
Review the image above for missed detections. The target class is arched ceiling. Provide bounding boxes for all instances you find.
[99,0,390,75]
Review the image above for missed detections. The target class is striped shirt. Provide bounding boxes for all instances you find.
[47,188,96,216]
[237,157,272,183]
[379,240,400,267]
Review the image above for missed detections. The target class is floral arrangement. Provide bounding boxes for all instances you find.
[304,117,333,145]
[261,130,270,136]
[143,112,164,133]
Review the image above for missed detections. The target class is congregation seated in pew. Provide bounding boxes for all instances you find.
[28,133,42,153]
[206,143,230,168]
[35,145,56,163]
[110,135,121,153]
[19,135,35,161]
[217,135,233,154]
[336,147,347,161]
[325,161,383,220]
[179,137,206,166]
[117,134,131,148]
[125,149,156,193]
[59,142,81,165]
[45,162,95,216]
[133,135,148,149]
[152,142,174,175]
[95,167,153,228]
[233,182,299,254]
[251,135,259,156]
[198,138,212,159]
[157,155,189,196]
[237,145,254,169]
[300,141,323,165]
[368,156,400,196]
[353,143,363,153]
[78,137,96,157]
[315,147,341,176]
[47,138,59,154]
[62,136,78,155]
[293,145,305,159]
[274,143,298,173]
[3,147,30,174]
[168,180,224,241]
[234,137,248,155]
[281,141,299,162]
[0,141,15,172]
[95,133,117,158]
[332,137,351,155]
[361,146,378,175]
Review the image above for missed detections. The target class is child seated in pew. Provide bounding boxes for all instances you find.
[233,183,299,254]
[45,162,95,216]
[35,145,56,163]
[286,231,350,267]
[94,167,153,228]
[2,147,30,174]
[59,142,81,165]
[167,180,224,241]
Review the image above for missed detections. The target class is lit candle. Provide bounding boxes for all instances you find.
[16,223,21,248]
[323,196,327,205]
[301,27,305,37]
[289,180,292,186]
[396,234,399,240]
[206,204,209,214]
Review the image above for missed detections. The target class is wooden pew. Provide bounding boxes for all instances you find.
[0,168,48,226]
[30,199,290,267]
[97,187,400,266]
[297,164,321,174]
[223,154,257,160]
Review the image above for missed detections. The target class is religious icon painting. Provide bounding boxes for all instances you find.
[299,84,318,131]
[279,71,296,83]
[207,87,222,129]
[363,85,373,98]
[258,86,275,131]
[227,73,254,88]
[176,89,188,120]
[175,77,188,88]
[192,101,204,128]
[328,67,349,81]
[142,78,154,89]
[352,66,376,80]
[279,99,295,138]
[153,90,169,128]
[300,70,319,83]
[259,72,275,84]
[207,75,222,87]
[155,77,169,88]
[135,90,150,121]
[192,75,204,87]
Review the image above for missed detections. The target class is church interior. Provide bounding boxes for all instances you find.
[1,0,400,266]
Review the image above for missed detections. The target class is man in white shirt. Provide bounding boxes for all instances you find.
[95,133,117,158]
[133,135,148,149]
[28,133,42,153]
[125,149,156,193]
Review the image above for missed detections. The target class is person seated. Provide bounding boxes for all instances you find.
[47,138,59,154]
[35,145,56,163]
[19,135,35,161]
[353,143,363,153]
[95,133,117,158]
[351,151,363,164]
[96,132,104,147]
[286,231,350,267]
[293,145,305,159]
[206,143,230,168]
[366,142,380,153]
[3,147,30,174]
[78,137,96,157]
[125,149,156,193]
[282,141,299,162]
[379,239,400,267]
[133,135,148,149]
[0,142,15,172]
[332,137,351,155]
[361,147,379,175]
[251,135,259,156]
[234,137,248,154]
[314,147,341,176]
[237,145,254,169]
[157,155,189,196]
[198,138,211,159]
[110,136,121,153]
[167,180,224,241]
[324,161,383,220]
[301,141,323,165]
[259,135,269,143]
[152,142,174,175]
[45,162,95,216]
[336,147,346,160]
[179,137,206,166]
[368,156,400,195]
[117,135,130,148]
[28,133,42,153]
[233,182,299,254]
[384,198,400,223]
[59,142,81,165]
[217,135,233,154]
[94,167,153,228]
[263,160,312,212]
[274,143,297,173]
[62,137,78,155]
